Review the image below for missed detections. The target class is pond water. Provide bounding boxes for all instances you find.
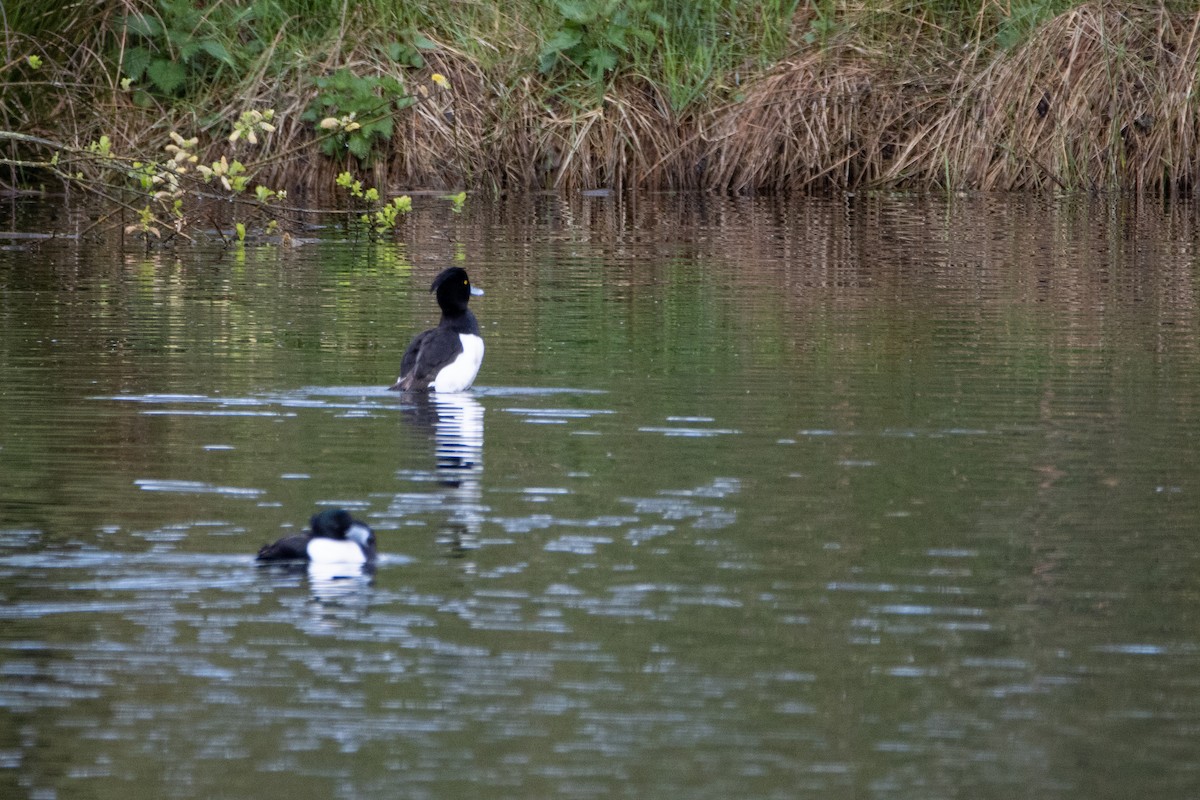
[1,193,1199,799]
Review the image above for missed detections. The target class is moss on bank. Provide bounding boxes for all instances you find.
[2,0,1199,198]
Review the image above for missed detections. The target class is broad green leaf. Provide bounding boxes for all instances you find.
[364,118,394,140]
[147,59,187,94]
[347,136,371,161]
[588,48,618,75]
[542,29,582,54]
[199,40,235,67]
[123,46,151,81]
[632,27,657,46]
[556,0,592,24]
[124,14,162,38]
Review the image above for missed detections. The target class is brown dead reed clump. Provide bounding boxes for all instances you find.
[526,77,691,193]
[904,2,1200,194]
[700,43,943,193]
[699,2,1200,195]
[389,69,691,193]
[253,50,690,196]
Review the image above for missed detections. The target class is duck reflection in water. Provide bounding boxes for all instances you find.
[398,392,485,558]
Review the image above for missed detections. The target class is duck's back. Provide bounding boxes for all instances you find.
[256,534,310,561]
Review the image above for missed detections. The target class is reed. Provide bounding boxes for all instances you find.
[2,0,1200,198]
[924,3,1200,194]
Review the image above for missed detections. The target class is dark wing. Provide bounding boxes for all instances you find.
[393,329,463,391]
[391,329,432,391]
[256,534,311,561]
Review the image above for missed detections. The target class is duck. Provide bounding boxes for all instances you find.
[256,508,376,564]
[389,266,484,393]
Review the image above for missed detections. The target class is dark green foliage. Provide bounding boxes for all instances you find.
[536,0,798,108]
[118,0,268,98]
[994,0,1075,50]
[538,0,666,84]
[387,33,439,69]
[302,69,413,162]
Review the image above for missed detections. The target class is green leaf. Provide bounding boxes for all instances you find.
[347,136,371,161]
[588,48,618,75]
[362,119,393,142]
[199,40,235,67]
[542,29,583,55]
[147,59,187,94]
[411,33,437,50]
[123,46,151,81]
[631,26,658,46]
[179,41,201,62]
[379,76,405,96]
[556,0,592,23]
[124,13,162,38]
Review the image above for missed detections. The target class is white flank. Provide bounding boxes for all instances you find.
[306,537,367,564]
[433,334,485,393]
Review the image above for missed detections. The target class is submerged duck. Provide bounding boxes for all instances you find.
[256,508,376,564]
[389,266,484,393]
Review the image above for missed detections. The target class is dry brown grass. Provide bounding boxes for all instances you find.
[7,1,1200,198]
[699,46,930,192]
[696,2,1200,195]
[916,3,1200,193]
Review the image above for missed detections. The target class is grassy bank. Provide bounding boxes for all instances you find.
[2,0,1200,201]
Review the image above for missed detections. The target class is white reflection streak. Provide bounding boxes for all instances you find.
[306,560,374,608]
[431,393,485,553]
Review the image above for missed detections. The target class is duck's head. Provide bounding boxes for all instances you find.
[310,508,376,552]
[432,267,483,315]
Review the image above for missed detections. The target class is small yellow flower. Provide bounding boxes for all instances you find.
[431,73,450,90]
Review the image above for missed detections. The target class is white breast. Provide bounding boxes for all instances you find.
[433,334,485,393]
[306,537,367,564]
